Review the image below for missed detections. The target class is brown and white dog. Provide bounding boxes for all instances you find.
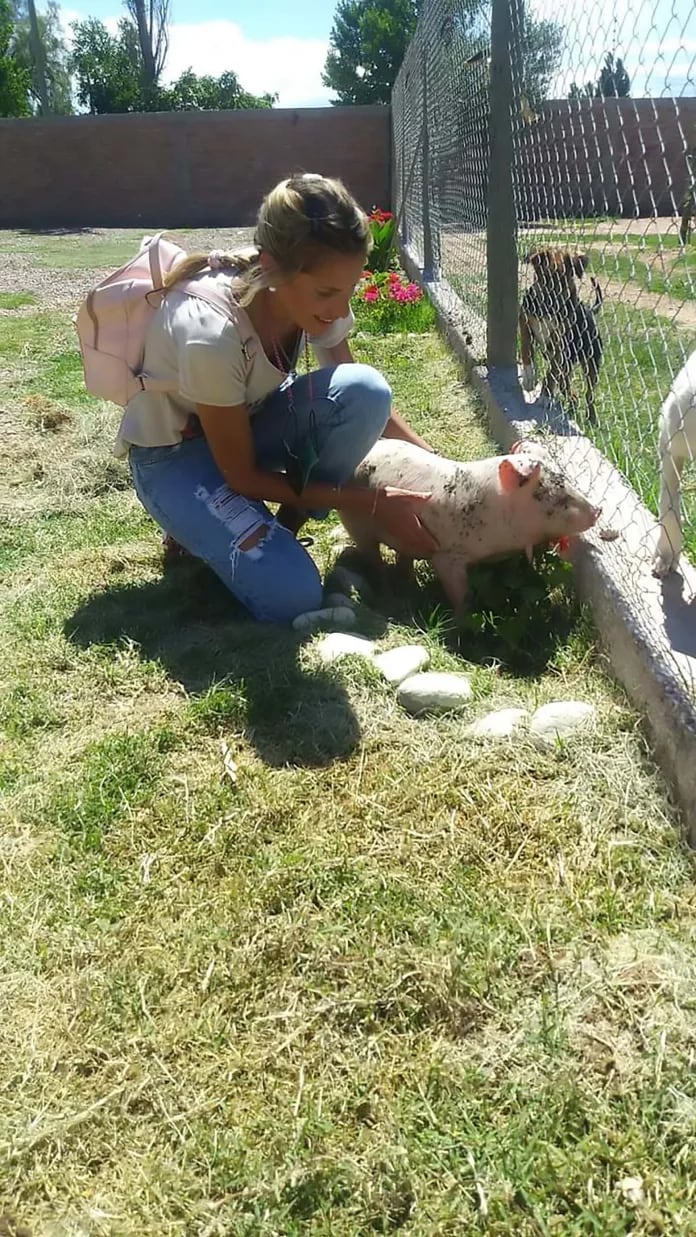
[519,248,603,423]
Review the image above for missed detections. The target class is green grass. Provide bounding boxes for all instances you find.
[0,229,155,271]
[1,236,695,1236]
[0,290,37,309]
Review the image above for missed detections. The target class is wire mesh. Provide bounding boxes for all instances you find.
[393,0,696,692]
[394,0,492,353]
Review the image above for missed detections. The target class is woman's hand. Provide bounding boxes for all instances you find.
[373,487,439,557]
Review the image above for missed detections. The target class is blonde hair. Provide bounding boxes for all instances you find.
[163,173,372,306]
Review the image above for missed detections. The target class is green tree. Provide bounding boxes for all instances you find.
[70,17,144,113]
[597,52,630,97]
[569,52,630,100]
[322,0,421,105]
[0,0,30,115]
[165,67,276,110]
[11,0,72,114]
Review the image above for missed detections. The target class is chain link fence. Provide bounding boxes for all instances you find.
[393,0,696,695]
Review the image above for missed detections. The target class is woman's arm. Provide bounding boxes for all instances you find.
[194,401,438,555]
[195,401,371,514]
[324,339,435,453]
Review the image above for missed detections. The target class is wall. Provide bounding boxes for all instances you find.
[0,106,391,228]
[513,97,695,219]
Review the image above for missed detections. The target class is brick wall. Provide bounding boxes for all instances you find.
[0,106,391,228]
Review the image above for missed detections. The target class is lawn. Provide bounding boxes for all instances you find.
[1,231,696,1236]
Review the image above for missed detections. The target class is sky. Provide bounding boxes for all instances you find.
[58,0,694,108]
[530,0,695,98]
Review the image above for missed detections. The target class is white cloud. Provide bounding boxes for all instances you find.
[165,21,333,108]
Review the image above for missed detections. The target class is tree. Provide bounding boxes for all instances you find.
[597,52,630,97]
[0,0,30,115]
[569,52,630,100]
[124,0,169,102]
[322,0,421,105]
[165,67,276,111]
[11,0,73,114]
[70,17,144,114]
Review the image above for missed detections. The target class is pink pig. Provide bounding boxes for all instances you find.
[339,440,600,614]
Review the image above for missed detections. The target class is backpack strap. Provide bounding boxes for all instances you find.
[136,273,258,396]
[177,278,259,379]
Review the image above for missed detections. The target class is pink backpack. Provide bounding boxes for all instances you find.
[75,232,256,407]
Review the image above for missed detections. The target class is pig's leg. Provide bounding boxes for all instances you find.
[338,509,386,591]
[431,552,469,618]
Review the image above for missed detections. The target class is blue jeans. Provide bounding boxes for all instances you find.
[129,363,391,624]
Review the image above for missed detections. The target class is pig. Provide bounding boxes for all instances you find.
[339,440,600,615]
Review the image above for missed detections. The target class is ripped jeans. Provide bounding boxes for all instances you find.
[129,363,391,624]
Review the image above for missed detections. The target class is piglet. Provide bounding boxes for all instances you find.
[340,440,600,614]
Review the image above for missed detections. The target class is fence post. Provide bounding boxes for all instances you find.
[400,81,409,247]
[487,0,518,367]
[421,47,437,282]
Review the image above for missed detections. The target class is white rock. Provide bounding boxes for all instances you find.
[397,671,472,715]
[292,606,356,634]
[530,701,596,744]
[373,644,430,684]
[316,632,375,664]
[616,1177,644,1207]
[465,708,529,739]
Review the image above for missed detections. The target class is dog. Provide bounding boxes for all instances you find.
[519,248,603,423]
[652,349,696,577]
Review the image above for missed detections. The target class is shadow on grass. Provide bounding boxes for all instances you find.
[348,551,588,679]
[63,556,363,769]
[17,227,98,236]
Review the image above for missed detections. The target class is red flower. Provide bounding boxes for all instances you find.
[363,285,380,302]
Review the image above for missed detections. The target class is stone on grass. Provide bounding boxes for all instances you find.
[530,701,596,745]
[397,671,472,716]
[373,645,430,685]
[316,632,376,664]
[465,708,529,739]
[292,606,356,634]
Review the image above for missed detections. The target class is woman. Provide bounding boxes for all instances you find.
[115,172,437,624]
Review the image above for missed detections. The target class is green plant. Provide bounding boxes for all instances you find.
[367,207,396,272]
[353,269,436,334]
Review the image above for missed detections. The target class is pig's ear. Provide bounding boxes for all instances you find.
[499,455,542,491]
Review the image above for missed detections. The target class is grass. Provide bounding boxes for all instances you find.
[0,291,37,310]
[1,233,696,1236]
